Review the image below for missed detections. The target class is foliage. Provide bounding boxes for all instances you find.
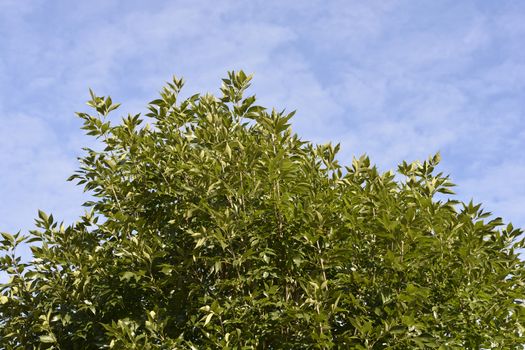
[1,71,524,349]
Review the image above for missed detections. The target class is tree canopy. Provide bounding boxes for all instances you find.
[1,71,524,349]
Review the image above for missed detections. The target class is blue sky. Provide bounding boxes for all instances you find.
[1,1,524,259]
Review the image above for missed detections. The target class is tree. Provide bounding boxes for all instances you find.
[1,71,524,349]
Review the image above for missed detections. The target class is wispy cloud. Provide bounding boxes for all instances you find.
[0,113,86,232]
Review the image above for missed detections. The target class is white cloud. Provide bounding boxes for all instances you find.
[0,114,86,233]
[457,162,525,229]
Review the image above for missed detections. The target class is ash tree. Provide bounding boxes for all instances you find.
[1,71,524,349]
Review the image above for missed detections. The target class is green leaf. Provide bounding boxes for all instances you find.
[225,143,232,159]
[120,271,136,281]
[38,209,48,222]
[204,313,214,326]
[39,334,57,343]
[0,232,15,245]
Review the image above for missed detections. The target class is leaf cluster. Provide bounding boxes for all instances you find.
[1,72,524,349]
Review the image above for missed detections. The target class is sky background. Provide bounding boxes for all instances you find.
[1,1,524,278]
